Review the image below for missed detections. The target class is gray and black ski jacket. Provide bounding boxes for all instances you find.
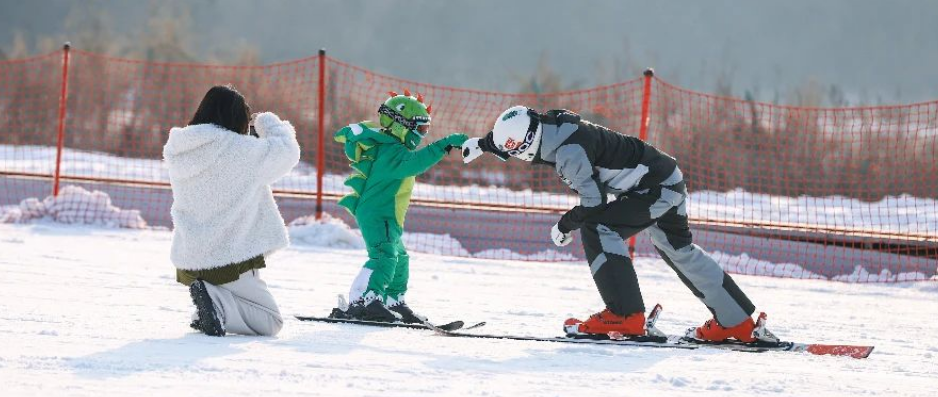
[532,109,680,233]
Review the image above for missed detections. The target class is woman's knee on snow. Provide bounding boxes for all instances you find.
[255,312,283,337]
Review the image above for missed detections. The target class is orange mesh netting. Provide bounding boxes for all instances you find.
[1,48,935,282]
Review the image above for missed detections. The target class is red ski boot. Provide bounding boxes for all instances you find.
[693,316,757,343]
[564,308,645,336]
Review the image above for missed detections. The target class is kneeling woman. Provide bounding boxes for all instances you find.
[163,85,300,336]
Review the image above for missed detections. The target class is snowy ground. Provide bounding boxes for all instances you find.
[2,223,937,396]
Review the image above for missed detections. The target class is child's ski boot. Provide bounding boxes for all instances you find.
[331,293,402,323]
[387,296,428,324]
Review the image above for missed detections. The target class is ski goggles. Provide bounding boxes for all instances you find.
[505,109,540,157]
[378,104,431,135]
[415,118,431,136]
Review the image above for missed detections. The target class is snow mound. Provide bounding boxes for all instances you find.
[288,214,365,249]
[0,185,146,229]
[712,251,826,280]
[287,214,475,255]
[831,265,931,283]
[474,248,578,261]
[288,214,576,261]
[403,233,472,256]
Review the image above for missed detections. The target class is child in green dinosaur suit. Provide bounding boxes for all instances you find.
[331,91,468,323]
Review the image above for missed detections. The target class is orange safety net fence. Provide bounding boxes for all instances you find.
[1,48,934,283]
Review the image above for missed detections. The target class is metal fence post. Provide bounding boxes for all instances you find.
[315,48,327,219]
[52,42,72,197]
[628,68,655,258]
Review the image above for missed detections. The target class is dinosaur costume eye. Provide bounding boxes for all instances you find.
[396,103,406,112]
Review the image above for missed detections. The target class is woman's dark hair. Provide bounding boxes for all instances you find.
[188,85,251,135]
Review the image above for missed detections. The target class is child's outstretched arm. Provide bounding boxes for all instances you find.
[379,133,468,179]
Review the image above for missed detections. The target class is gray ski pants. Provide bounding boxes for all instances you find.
[202,270,283,336]
[580,176,756,327]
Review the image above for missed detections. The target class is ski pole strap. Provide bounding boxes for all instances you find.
[378,104,418,131]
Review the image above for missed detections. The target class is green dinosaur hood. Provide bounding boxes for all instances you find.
[379,93,431,150]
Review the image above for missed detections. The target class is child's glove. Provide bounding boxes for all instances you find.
[438,133,469,152]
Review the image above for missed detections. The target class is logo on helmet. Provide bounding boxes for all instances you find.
[502,110,520,121]
[504,137,520,150]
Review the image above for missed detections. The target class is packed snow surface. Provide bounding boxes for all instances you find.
[1,223,936,396]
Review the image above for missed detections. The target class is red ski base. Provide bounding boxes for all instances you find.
[676,337,874,359]
[806,344,874,359]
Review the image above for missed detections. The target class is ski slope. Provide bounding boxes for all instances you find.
[1,222,937,397]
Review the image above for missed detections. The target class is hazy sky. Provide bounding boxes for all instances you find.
[2,0,937,103]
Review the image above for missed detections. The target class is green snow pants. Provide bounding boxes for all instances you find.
[349,217,410,303]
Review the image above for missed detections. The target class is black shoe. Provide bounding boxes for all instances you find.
[189,280,226,337]
[388,301,428,324]
[328,307,350,319]
[189,318,201,331]
[344,298,402,323]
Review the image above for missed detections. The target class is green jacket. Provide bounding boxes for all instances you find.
[335,121,450,226]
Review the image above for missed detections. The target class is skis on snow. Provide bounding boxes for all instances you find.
[297,300,872,359]
[427,305,874,359]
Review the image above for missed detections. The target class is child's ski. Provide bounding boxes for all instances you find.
[295,315,485,332]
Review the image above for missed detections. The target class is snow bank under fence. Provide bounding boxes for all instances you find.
[0,185,147,229]
[285,214,935,283]
[831,266,933,283]
[712,251,827,280]
[3,144,937,235]
[288,214,365,249]
[287,213,577,262]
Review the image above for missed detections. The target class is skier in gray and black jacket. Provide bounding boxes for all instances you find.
[462,106,776,343]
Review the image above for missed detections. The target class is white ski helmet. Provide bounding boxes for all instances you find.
[492,105,542,161]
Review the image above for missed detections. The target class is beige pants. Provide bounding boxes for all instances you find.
[201,270,283,336]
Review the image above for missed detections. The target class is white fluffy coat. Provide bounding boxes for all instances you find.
[163,112,301,270]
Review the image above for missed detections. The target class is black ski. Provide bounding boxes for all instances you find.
[427,325,872,357]
[425,322,698,350]
[673,336,874,358]
[425,306,873,359]
[670,312,874,358]
[295,316,485,332]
